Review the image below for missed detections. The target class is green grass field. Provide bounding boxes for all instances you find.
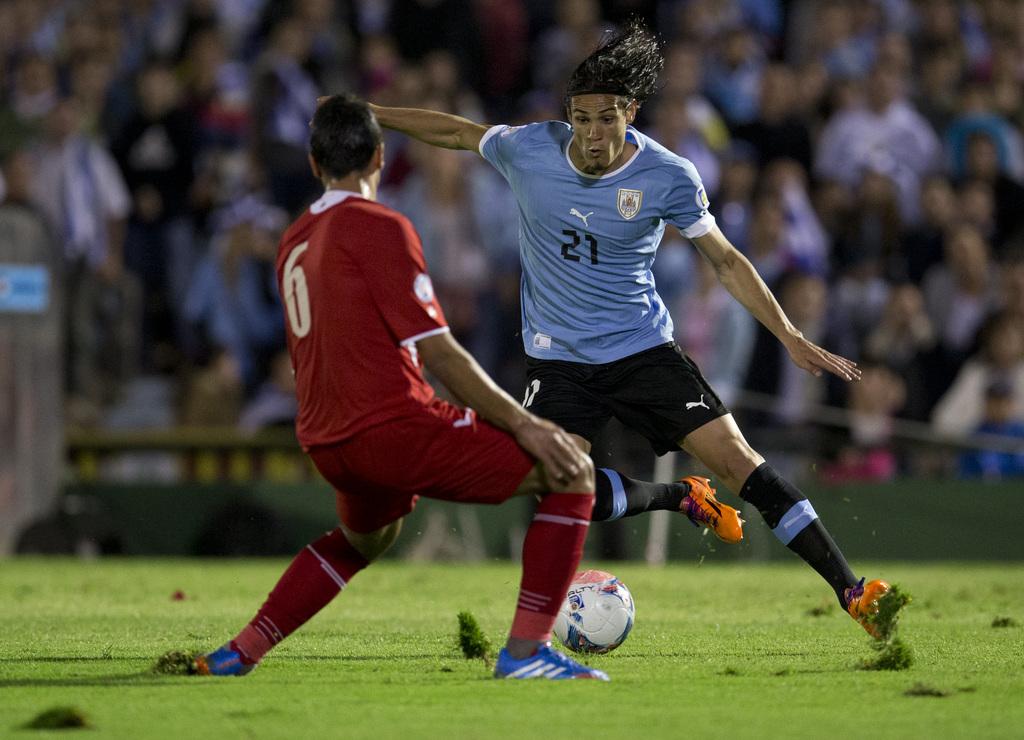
[1,559,1022,739]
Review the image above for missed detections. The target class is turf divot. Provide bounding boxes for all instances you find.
[23,706,91,729]
[152,650,201,676]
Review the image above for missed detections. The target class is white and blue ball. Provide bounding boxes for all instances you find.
[553,570,635,654]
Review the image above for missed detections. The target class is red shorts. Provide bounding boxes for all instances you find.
[308,399,536,533]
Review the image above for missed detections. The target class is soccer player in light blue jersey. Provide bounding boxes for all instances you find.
[368,21,894,634]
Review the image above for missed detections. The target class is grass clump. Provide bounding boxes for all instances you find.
[23,706,91,729]
[457,611,491,664]
[991,616,1018,628]
[903,683,950,698]
[860,584,914,671]
[152,649,201,675]
[863,636,913,671]
[866,584,912,642]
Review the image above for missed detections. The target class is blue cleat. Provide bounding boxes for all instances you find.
[494,643,609,681]
[193,643,256,676]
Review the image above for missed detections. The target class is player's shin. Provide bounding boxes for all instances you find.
[232,528,369,664]
[739,462,857,606]
[507,491,594,658]
[592,468,685,520]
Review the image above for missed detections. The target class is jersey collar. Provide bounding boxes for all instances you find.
[311,189,361,214]
[564,126,644,180]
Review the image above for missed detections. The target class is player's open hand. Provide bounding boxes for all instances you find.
[784,333,861,382]
[513,415,589,486]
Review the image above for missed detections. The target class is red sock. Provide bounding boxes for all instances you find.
[510,492,594,643]
[231,528,368,664]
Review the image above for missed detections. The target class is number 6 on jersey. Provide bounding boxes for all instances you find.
[283,241,312,338]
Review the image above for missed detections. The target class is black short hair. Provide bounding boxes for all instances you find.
[309,94,382,180]
[564,19,664,109]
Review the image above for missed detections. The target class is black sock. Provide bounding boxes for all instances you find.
[592,468,687,521]
[739,462,857,607]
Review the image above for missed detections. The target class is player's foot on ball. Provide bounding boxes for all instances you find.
[193,643,257,676]
[494,643,609,681]
[844,578,891,638]
[678,476,744,544]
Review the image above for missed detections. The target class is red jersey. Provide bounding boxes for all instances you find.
[275,190,448,448]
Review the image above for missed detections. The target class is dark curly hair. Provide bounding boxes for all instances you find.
[564,19,664,109]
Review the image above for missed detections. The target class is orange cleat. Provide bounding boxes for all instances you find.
[844,578,891,638]
[678,476,744,544]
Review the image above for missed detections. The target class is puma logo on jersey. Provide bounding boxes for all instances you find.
[686,395,710,411]
[569,208,594,227]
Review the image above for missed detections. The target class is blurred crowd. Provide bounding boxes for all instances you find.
[1,0,1024,481]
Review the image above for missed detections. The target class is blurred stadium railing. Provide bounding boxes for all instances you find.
[18,395,1017,561]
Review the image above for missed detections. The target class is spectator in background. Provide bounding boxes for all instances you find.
[388,0,481,90]
[733,63,813,173]
[761,160,829,277]
[1001,260,1024,325]
[743,194,789,287]
[0,54,58,144]
[473,0,530,108]
[533,0,605,95]
[239,349,297,431]
[704,24,765,126]
[180,26,251,152]
[743,271,831,429]
[672,255,755,407]
[183,196,286,391]
[822,363,906,484]
[387,138,493,365]
[863,283,936,420]
[250,15,320,213]
[712,142,758,250]
[916,44,965,134]
[29,98,141,420]
[647,96,719,196]
[834,166,902,279]
[932,312,1024,437]
[956,177,997,244]
[291,0,356,95]
[816,60,942,225]
[957,380,1024,479]
[945,83,1024,185]
[899,175,956,283]
[111,60,197,366]
[659,43,729,153]
[803,1,878,80]
[961,131,1024,251]
[181,348,244,427]
[68,52,116,140]
[922,223,1001,399]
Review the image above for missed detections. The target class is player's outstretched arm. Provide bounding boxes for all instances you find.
[417,331,587,481]
[691,225,861,382]
[368,103,490,152]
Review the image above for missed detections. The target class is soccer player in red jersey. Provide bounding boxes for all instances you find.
[194,94,609,680]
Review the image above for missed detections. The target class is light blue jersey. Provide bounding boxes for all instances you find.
[479,121,715,363]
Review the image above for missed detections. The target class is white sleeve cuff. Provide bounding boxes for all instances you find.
[681,212,716,239]
[399,326,450,347]
[478,125,507,156]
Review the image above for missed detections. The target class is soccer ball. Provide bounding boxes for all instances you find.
[553,570,635,654]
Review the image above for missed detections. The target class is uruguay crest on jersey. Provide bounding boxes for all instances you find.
[617,188,643,219]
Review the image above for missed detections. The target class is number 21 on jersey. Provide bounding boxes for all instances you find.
[283,241,311,338]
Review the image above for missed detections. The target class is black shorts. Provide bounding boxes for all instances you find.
[522,343,729,455]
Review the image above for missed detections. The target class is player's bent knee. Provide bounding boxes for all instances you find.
[551,456,594,493]
[341,519,402,562]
